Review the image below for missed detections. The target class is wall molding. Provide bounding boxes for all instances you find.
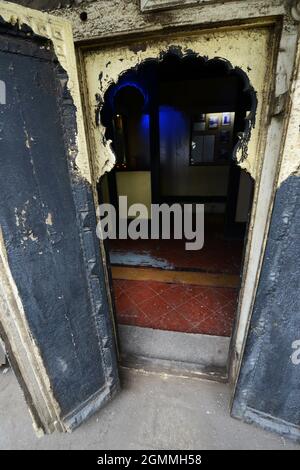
[140,0,230,12]
[290,0,300,22]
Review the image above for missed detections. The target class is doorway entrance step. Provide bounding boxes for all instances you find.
[119,324,229,382]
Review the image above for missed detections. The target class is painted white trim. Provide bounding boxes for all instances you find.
[231,21,300,385]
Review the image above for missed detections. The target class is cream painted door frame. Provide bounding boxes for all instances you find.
[76,14,299,388]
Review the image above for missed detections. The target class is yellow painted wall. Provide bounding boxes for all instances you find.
[116,171,152,219]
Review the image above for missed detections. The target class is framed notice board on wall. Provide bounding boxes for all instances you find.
[190,111,235,165]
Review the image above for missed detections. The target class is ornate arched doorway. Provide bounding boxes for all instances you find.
[97,51,256,378]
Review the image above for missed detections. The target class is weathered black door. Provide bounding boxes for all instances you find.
[232,174,300,442]
[0,10,119,433]
[1,2,299,442]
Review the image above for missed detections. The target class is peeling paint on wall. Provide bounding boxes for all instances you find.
[50,0,285,42]
[83,26,272,181]
[277,37,300,187]
[45,212,53,226]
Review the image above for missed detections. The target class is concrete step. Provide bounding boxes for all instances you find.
[119,324,230,381]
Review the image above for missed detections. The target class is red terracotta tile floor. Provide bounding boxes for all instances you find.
[113,279,238,337]
[110,221,242,337]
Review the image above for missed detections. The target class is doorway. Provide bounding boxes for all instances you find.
[81,25,273,381]
[96,51,255,379]
[1,0,294,435]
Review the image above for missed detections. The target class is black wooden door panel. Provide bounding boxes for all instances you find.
[0,23,119,432]
[232,174,300,442]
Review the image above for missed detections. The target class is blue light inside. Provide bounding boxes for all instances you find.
[159,105,186,137]
[111,81,148,109]
[140,113,150,131]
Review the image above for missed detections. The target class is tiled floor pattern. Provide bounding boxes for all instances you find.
[111,224,242,337]
[113,279,238,337]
